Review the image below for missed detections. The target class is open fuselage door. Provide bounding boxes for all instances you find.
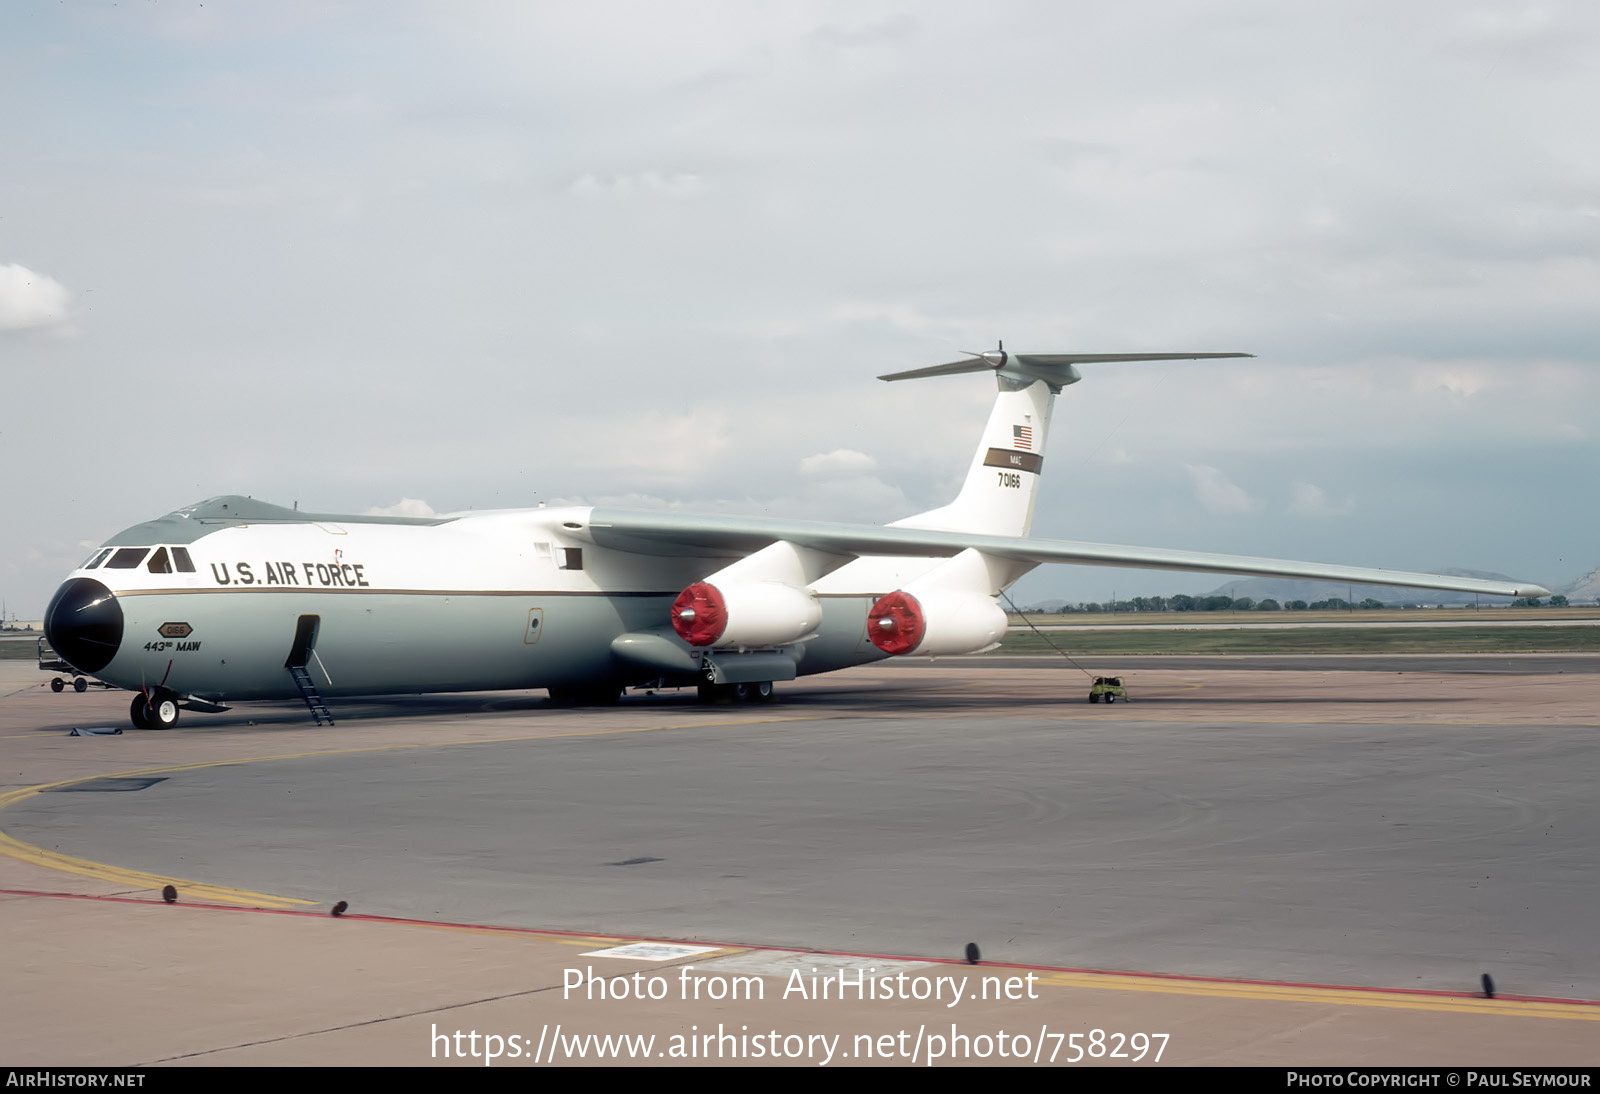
[284,614,333,725]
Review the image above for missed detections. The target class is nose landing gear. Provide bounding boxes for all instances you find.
[130,691,180,730]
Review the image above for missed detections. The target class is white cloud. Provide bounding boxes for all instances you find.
[1413,364,1492,399]
[581,407,734,482]
[809,13,918,49]
[799,448,877,477]
[1288,481,1355,518]
[365,498,437,518]
[827,301,972,338]
[555,477,912,525]
[0,264,71,332]
[568,171,706,197]
[1183,463,1260,515]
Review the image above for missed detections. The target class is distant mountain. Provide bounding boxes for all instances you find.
[1203,569,1523,606]
[1563,567,1600,603]
[1018,565,1597,612]
[1201,566,1600,605]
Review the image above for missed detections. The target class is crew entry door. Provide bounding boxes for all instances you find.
[285,614,320,669]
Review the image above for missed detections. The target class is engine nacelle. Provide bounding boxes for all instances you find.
[671,580,822,649]
[866,589,1008,656]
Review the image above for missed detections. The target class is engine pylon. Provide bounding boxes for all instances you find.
[671,540,848,649]
[864,548,1028,657]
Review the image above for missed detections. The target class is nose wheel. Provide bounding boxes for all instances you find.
[130,692,180,730]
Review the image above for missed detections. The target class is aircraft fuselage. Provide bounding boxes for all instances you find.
[44,499,887,705]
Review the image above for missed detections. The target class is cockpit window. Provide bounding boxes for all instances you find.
[83,548,113,570]
[105,548,150,569]
[171,547,195,573]
[147,547,172,574]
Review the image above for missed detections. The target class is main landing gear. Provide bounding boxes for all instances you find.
[130,691,180,730]
[696,680,775,704]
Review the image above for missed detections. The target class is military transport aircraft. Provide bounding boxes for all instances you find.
[43,347,1549,729]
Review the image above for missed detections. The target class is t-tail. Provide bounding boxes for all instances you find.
[882,343,1253,538]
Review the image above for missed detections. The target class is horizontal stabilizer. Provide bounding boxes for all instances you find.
[879,351,1252,382]
[877,358,1003,382]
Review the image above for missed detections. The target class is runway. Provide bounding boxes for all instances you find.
[1023,617,1600,631]
[4,657,1599,1066]
[963,653,1600,673]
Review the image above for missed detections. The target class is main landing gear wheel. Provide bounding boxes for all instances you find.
[148,695,180,729]
[702,681,775,704]
[130,692,180,730]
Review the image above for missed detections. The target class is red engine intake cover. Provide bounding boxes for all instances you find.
[866,590,925,655]
[671,581,728,647]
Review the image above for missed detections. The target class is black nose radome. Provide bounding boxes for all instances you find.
[44,578,123,675]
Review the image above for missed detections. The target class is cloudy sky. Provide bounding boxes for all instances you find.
[3,1,1596,617]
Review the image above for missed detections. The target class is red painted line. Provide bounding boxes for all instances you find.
[5,886,1595,1009]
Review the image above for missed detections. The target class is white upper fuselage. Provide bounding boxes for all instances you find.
[51,502,902,702]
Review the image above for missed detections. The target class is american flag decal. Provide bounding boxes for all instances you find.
[1013,424,1033,450]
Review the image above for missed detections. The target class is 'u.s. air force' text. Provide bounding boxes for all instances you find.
[209,561,369,587]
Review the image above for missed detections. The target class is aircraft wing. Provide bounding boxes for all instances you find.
[583,509,1550,599]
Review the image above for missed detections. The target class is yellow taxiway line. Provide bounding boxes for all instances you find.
[1030,969,1600,1022]
[0,714,805,908]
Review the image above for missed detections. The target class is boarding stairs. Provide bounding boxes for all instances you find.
[288,664,335,726]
